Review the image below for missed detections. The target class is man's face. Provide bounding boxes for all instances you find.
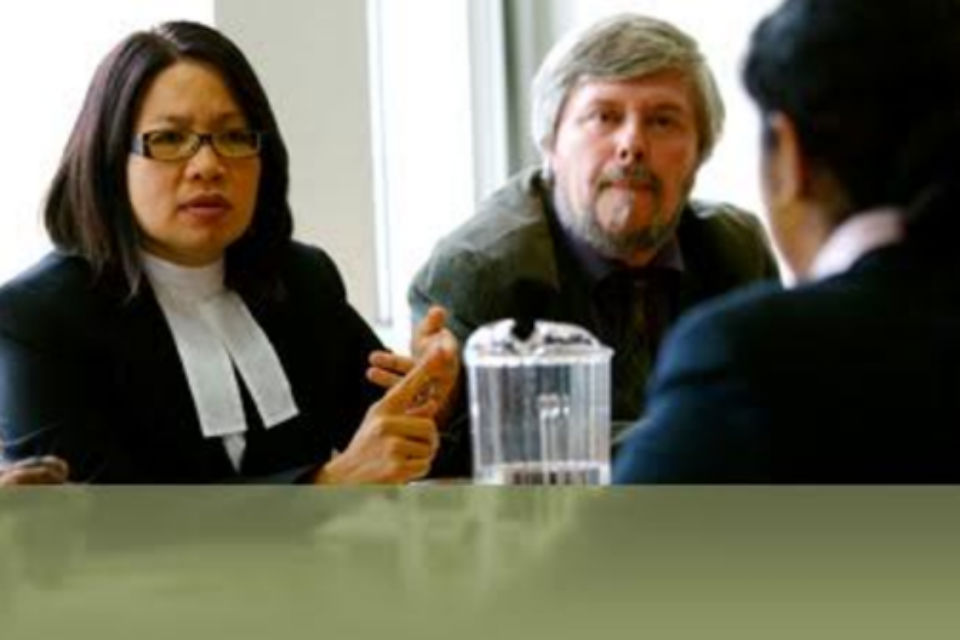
[547,70,700,265]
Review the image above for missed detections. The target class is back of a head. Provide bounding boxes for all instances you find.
[531,13,724,165]
[744,0,960,238]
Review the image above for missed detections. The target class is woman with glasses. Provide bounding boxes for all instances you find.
[0,21,459,483]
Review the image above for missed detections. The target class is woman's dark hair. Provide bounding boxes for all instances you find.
[45,20,293,300]
[743,0,960,243]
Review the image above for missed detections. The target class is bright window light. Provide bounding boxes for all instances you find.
[0,1,213,285]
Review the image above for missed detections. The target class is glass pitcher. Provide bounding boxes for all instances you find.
[464,319,613,485]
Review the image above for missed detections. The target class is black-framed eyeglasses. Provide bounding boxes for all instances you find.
[131,129,264,161]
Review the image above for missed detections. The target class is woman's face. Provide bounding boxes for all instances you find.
[126,60,261,266]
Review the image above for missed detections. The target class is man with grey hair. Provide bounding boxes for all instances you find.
[410,13,777,449]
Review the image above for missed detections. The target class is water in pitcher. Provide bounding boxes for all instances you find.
[465,320,613,486]
[476,461,610,485]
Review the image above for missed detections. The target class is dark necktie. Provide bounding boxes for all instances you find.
[604,267,679,421]
[597,271,650,422]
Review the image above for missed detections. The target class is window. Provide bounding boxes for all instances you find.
[366,0,477,348]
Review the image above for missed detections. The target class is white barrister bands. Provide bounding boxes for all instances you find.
[222,433,247,471]
[141,253,300,471]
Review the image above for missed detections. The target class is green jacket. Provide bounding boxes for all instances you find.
[410,167,779,424]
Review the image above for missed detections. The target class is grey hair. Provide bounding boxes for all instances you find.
[531,13,725,168]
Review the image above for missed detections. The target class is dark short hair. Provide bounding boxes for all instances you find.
[45,20,293,301]
[743,0,960,239]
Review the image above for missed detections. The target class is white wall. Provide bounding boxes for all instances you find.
[0,0,213,285]
[215,0,379,324]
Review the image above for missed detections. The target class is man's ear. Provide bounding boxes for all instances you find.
[762,112,807,208]
[542,139,558,178]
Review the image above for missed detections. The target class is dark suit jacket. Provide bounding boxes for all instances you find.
[0,242,384,483]
[613,243,960,483]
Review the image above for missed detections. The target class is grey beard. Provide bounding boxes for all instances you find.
[551,180,685,263]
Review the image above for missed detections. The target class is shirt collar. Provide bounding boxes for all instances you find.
[808,208,905,282]
[141,252,225,301]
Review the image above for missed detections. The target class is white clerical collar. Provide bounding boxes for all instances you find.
[141,252,300,472]
[141,252,225,300]
[808,208,905,283]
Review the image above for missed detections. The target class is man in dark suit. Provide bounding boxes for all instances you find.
[614,0,960,482]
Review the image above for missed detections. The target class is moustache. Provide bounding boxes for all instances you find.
[597,165,662,194]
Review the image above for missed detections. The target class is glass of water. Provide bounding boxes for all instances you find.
[464,319,613,485]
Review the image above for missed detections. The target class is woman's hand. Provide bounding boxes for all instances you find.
[316,347,447,484]
[366,306,461,427]
[0,456,70,486]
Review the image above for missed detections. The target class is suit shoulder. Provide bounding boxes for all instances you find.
[661,283,782,361]
[410,236,530,330]
[688,199,760,228]
[284,240,339,274]
[674,281,787,334]
[0,253,94,318]
[686,200,771,247]
[660,279,855,377]
[683,200,779,282]
[435,169,552,259]
[417,169,557,284]
[410,171,562,336]
[0,253,101,348]
[281,241,347,301]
